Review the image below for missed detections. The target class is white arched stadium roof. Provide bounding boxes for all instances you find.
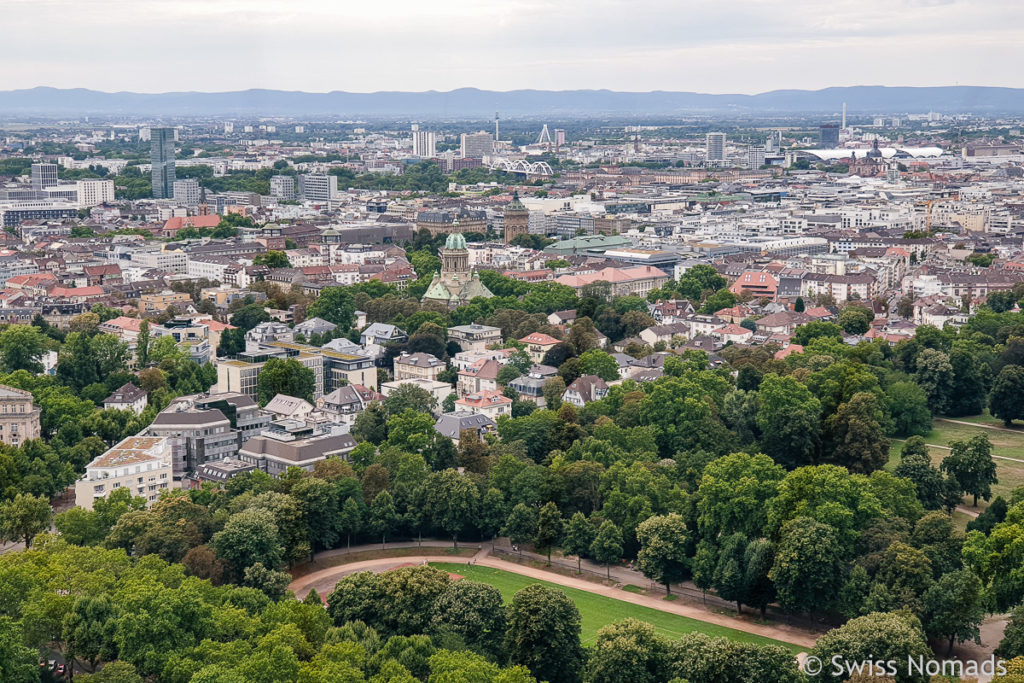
[803,147,944,161]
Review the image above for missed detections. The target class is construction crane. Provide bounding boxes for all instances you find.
[915,196,958,232]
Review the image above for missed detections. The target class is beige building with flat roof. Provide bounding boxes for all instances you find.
[0,384,41,446]
[75,436,173,510]
[140,291,193,313]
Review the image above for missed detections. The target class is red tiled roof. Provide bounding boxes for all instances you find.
[6,272,57,287]
[200,319,235,331]
[456,390,512,408]
[49,285,104,298]
[519,333,560,345]
[774,344,804,360]
[163,215,222,232]
[102,316,144,332]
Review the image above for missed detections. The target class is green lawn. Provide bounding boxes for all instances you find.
[429,562,805,654]
[888,417,1024,509]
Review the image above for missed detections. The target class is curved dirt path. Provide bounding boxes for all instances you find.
[289,548,819,649]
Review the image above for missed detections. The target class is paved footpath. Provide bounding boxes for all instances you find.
[288,547,819,649]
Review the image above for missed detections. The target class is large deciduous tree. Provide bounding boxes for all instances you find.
[590,520,623,579]
[990,365,1024,426]
[0,492,52,549]
[506,584,585,683]
[810,612,931,683]
[256,357,315,406]
[769,517,844,614]
[586,619,671,683]
[0,324,50,373]
[915,348,955,415]
[824,392,890,474]
[755,374,821,469]
[423,469,479,549]
[211,507,284,580]
[635,513,689,595]
[922,568,985,655]
[941,434,997,507]
[562,512,596,574]
[886,381,932,437]
[305,287,356,328]
[430,580,507,662]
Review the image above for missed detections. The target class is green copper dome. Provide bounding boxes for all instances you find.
[507,190,526,212]
[444,233,467,250]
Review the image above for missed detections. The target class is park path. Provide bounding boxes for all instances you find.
[288,550,820,649]
[893,436,1024,464]
[935,417,1024,433]
[957,506,980,519]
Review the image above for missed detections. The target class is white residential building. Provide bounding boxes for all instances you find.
[173,178,201,207]
[77,179,115,207]
[74,436,174,510]
[412,129,437,157]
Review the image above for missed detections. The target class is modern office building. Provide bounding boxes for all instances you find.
[31,163,58,191]
[173,178,201,207]
[705,133,726,164]
[819,124,840,148]
[748,145,766,170]
[460,132,494,158]
[298,174,338,202]
[145,392,269,478]
[412,128,437,157]
[238,421,356,476]
[150,128,177,199]
[270,175,297,200]
[0,201,78,228]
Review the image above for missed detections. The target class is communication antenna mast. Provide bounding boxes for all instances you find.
[494,111,500,143]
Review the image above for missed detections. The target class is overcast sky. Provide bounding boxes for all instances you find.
[4,0,1023,93]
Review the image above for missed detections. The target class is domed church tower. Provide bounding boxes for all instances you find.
[421,233,494,309]
[440,232,470,276]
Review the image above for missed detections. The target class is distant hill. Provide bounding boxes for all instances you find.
[2,85,1023,117]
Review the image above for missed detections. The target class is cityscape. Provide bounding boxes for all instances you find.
[4,2,1024,683]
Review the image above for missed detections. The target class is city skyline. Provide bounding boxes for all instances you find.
[3,0,1023,94]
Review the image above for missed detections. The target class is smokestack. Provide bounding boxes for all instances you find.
[842,102,847,130]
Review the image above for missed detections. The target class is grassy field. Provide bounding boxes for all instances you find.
[429,562,805,654]
[887,417,1024,510]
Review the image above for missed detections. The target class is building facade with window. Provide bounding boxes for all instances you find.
[0,384,41,445]
[75,436,173,510]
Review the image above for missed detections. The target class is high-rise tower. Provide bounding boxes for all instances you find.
[705,132,726,164]
[150,128,176,199]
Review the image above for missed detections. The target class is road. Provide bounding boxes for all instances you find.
[289,546,820,649]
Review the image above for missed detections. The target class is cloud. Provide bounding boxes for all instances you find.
[1,0,1022,93]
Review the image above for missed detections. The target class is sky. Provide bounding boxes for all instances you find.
[4,0,1024,94]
